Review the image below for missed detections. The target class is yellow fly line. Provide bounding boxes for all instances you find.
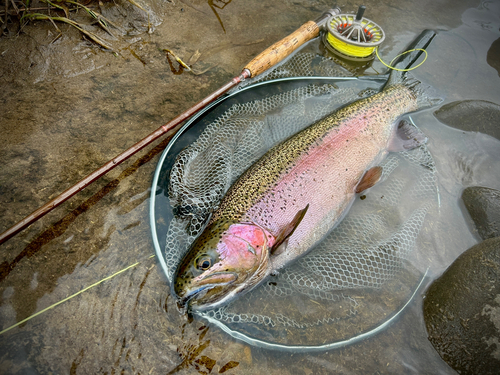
[0,254,156,336]
[325,31,428,72]
[326,31,376,58]
[375,47,428,72]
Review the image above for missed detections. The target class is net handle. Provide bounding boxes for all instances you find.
[244,7,340,77]
[244,21,320,77]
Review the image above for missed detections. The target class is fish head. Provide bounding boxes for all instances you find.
[173,221,274,311]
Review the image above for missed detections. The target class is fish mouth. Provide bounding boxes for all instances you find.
[177,272,238,310]
[178,286,208,309]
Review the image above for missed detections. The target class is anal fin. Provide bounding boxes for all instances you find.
[270,204,309,256]
[356,166,383,194]
[388,119,428,152]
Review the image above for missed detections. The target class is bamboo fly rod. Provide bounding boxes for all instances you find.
[0,7,341,245]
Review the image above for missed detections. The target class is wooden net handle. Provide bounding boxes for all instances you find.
[243,20,320,78]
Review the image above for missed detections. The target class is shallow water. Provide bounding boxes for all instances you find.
[1,0,499,373]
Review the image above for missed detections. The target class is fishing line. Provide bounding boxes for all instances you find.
[0,255,156,336]
[376,47,428,72]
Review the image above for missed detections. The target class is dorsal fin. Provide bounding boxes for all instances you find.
[270,204,309,256]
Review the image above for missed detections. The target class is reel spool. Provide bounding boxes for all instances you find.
[323,5,385,62]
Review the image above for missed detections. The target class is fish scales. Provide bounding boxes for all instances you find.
[215,86,415,220]
[173,76,434,310]
[212,85,417,264]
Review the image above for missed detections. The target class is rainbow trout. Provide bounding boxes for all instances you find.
[173,72,439,310]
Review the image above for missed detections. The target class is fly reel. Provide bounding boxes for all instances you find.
[323,5,385,62]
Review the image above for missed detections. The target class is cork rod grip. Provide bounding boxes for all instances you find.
[243,20,320,78]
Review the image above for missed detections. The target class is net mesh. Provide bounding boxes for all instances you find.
[163,52,439,346]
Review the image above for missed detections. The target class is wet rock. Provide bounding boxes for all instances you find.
[423,237,500,375]
[434,100,500,140]
[462,187,500,240]
[487,37,500,77]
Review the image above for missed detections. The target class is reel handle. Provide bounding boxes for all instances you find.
[355,5,366,21]
[243,20,319,78]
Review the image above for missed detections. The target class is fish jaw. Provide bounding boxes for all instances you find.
[173,222,274,311]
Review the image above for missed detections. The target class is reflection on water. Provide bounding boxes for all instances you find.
[0,0,499,373]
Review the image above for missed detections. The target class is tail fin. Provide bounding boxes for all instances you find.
[384,70,444,110]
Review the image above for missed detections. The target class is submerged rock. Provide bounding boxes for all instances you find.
[423,237,500,375]
[434,100,500,140]
[462,187,500,240]
[487,37,500,77]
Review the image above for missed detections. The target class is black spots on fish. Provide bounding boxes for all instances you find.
[211,88,414,226]
[360,195,367,200]
[268,281,277,286]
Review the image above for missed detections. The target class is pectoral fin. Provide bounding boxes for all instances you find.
[270,204,309,256]
[355,166,383,194]
[388,119,427,152]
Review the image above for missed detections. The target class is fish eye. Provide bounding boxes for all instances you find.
[195,255,212,271]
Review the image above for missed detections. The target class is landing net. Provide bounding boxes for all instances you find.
[153,52,438,349]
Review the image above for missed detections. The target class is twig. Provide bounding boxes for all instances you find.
[21,13,113,50]
[9,0,18,13]
[40,0,69,18]
[191,63,218,76]
[65,0,122,38]
[49,31,62,44]
[162,48,192,74]
[0,7,58,16]
[2,0,8,28]
[45,11,60,31]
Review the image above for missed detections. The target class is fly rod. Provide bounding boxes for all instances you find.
[0,6,341,246]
